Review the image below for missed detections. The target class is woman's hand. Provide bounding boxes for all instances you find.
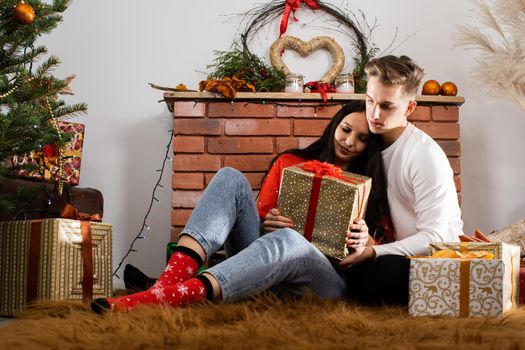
[262,208,293,233]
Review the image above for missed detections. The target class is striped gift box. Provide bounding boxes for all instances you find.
[0,218,112,316]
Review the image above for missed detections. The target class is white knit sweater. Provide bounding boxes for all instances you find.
[373,123,463,257]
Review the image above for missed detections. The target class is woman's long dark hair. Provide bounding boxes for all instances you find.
[263,101,391,241]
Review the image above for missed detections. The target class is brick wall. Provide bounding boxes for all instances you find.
[170,98,461,241]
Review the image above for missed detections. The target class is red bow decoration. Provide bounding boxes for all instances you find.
[301,160,341,176]
[304,81,335,104]
[280,0,320,37]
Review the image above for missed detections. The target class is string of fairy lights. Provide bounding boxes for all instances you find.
[112,128,175,279]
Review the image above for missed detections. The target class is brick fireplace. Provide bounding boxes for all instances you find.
[165,92,464,241]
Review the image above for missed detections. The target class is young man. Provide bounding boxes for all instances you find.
[340,55,463,304]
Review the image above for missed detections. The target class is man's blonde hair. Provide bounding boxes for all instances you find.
[364,55,424,97]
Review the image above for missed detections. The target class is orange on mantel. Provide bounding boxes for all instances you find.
[421,80,441,95]
[440,81,458,96]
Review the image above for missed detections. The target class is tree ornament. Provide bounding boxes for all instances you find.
[59,75,76,95]
[422,80,441,95]
[440,81,458,96]
[13,1,36,25]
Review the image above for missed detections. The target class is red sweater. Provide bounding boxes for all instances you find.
[257,153,307,219]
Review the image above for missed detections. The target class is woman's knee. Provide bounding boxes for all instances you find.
[263,228,313,252]
[212,167,249,187]
[215,167,243,180]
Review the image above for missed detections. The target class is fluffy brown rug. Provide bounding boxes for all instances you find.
[1,293,525,350]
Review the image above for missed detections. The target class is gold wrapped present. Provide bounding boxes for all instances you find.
[277,160,371,260]
[408,242,520,317]
[0,212,112,316]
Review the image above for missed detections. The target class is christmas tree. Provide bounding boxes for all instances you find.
[0,0,87,216]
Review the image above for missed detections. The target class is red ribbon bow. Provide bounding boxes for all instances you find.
[280,0,320,37]
[301,160,341,176]
[304,81,335,104]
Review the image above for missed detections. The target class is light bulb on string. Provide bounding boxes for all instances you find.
[112,126,175,277]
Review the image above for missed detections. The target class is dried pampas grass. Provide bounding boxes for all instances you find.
[453,0,525,111]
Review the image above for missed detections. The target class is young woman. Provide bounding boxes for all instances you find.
[92,101,393,313]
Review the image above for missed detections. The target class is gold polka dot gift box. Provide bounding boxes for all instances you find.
[408,242,520,317]
[277,160,371,261]
[0,208,112,316]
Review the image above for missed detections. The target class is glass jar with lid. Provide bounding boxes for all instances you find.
[335,73,355,93]
[284,73,304,93]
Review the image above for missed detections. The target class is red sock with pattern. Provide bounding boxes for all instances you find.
[106,275,213,311]
[153,246,204,287]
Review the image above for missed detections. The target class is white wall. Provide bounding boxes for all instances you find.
[41,0,525,287]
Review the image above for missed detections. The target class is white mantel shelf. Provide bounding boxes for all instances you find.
[163,91,465,111]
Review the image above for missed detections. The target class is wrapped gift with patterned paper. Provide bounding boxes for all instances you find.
[409,242,520,317]
[0,205,112,316]
[10,121,84,186]
[277,160,371,260]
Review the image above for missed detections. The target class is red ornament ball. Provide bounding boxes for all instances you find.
[43,144,58,158]
[14,1,36,25]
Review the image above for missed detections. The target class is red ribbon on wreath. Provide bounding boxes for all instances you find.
[304,81,335,104]
[280,0,320,37]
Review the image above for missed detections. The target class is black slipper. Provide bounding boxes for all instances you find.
[124,264,157,292]
[91,298,110,314]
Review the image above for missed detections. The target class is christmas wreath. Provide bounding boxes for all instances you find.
[202,0,380,95]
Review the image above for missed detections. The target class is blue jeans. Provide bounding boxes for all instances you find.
[181,167,346,302]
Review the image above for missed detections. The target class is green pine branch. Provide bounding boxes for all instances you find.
[207,48,285,92]
[0,0,87,219]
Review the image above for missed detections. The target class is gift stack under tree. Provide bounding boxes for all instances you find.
[0,0,112,316]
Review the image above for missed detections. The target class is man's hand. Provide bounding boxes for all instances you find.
[262,208,293,233]
[339,246,376,267]
[345,219,370,249]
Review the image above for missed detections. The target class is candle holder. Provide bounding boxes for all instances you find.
[335,73,355,93]
[284,73,304,93]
